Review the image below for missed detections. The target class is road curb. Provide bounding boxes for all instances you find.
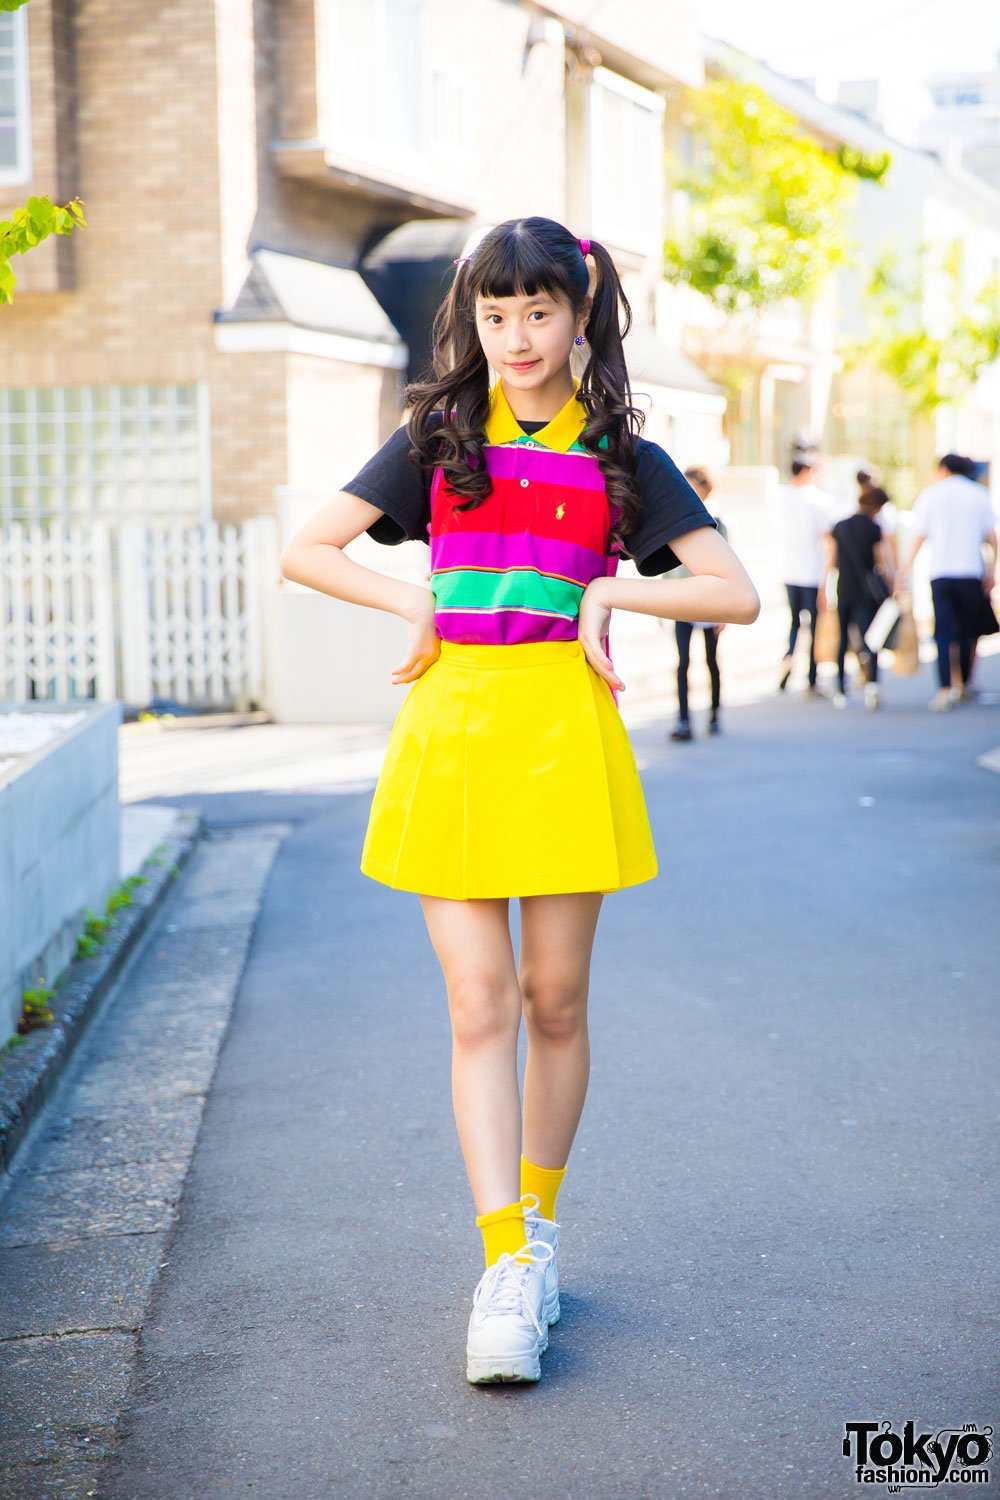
[0,811,202,1180]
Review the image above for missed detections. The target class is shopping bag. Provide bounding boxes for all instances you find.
[892,598,920,675]
[973,585,1000,637]
[813,606,840,664]
[865,597,901,654]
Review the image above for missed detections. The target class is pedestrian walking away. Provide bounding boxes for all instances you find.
[896,453,998,711]
[668,465,730,742]
[280,216,760,1387]
[856,463,900,573]
[824,485,893,709]
[775,456,834,693]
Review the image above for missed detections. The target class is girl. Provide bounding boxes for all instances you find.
[279,217,759,1386]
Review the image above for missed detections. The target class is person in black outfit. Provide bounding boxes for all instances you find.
[669,467,727,740]
[824,486,892,709]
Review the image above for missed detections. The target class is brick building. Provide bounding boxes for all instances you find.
[1,0,725,719]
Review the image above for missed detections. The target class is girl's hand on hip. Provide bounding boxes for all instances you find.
[579,578,625,692]
[392,593,441,684]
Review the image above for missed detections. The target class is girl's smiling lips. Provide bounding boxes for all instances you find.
[507,360,540,370]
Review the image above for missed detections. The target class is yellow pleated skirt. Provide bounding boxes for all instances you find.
[360,639,658,900]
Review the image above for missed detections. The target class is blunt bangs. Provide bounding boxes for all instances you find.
[470,227,585,308]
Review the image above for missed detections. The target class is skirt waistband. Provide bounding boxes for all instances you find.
[437,639,583,669]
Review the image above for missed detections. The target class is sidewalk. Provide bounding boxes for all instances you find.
[0,828,285,1500]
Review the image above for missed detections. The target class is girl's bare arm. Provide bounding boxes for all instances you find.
[604,525,759,625]
[279,492,439,685]
[279,492,428,619]
[578,525,760,692]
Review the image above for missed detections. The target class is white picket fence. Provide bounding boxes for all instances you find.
[0,523,117,701]
[0,518,276,710]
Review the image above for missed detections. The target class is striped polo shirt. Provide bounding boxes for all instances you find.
[429,379,620,646]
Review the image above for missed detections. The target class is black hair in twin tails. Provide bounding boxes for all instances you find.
[403,216,646,547]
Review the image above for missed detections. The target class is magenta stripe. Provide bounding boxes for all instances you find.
[485,444,605,490]
[431,529,607,583]
[435,610,578,646]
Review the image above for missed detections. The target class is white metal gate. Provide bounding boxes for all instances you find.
[0,518,276,709]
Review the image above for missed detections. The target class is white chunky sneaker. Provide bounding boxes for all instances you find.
[521,1193,560,1325]
[466,1240,554,1384]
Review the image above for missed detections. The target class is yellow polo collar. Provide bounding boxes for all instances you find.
[485,377,588,453]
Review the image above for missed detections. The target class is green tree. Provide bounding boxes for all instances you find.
[860,239,1000,417]
[664,77,890,316]
[0,1,31,11]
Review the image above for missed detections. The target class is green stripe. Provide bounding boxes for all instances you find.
[504,434,607,454]
[433,568,584,618]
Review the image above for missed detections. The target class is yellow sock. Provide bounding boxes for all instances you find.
[475,1200,527,1269]
[520,1156,566,1222]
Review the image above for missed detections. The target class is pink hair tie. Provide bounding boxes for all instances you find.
[453,256,471,265]
[578,238,591,258]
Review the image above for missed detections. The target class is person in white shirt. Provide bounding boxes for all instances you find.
[897,454,998,711]
[776,458,835,692]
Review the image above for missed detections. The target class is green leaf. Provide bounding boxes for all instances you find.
[0,194,86,302]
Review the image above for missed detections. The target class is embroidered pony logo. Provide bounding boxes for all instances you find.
[555,504,565,520]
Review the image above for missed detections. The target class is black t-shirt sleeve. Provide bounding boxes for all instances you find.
[622,440,719,575]
[341,420,433,546]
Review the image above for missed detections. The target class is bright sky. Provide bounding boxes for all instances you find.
[692,0,1000,138]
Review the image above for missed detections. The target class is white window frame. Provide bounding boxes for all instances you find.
[323,0,470,188]
[585,66,665,256]
[0,6,32,187]
[325,0,423,176]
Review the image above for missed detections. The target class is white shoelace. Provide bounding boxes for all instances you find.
[520,1193,560,1249]
[473,1241,554,1336]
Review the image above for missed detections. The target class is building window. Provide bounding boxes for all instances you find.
[0,7,31,185]
[325,0,469,184]
[0,384,210,525]
[932,84,984,109]
[571,67,665,256]
[326,0,421,167]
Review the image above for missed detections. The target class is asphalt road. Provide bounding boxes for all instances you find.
[56,665,1000,1497]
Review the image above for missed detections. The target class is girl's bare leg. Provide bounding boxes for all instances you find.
[419,894,523,1215]
[518,891,604,1170]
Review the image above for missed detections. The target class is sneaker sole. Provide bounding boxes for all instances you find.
[466,1350,543,1383]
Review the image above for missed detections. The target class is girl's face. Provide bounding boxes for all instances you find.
[475,288,590,395]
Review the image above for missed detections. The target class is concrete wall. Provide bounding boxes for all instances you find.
[265,530,430,723]
[0,703,121,1040]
